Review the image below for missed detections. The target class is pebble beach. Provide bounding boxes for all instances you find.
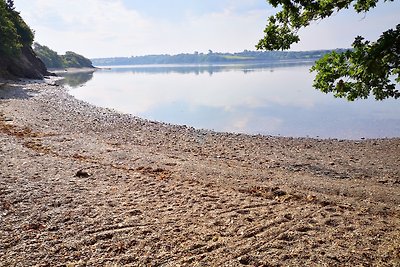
[1,78,399,266]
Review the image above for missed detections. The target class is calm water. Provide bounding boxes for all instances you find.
[62,62,400,139]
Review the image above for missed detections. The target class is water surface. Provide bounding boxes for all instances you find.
[62,63,400,139]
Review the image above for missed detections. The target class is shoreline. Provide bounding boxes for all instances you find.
[49,67,98,74]
[1,79,399,266]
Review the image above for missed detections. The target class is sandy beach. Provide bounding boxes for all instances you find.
[0,79,399,266]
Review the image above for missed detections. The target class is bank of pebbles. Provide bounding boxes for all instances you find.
[1,79,399,266]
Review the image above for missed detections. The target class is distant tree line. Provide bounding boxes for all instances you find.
[91,49,345,66]
[33,43,94,69]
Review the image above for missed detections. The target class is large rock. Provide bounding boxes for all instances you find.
[0,46,52,79]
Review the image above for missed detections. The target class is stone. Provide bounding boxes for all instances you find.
[75,170,90,178]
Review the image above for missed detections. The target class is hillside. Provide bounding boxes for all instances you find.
[0,0,49,79]
[33,43,94,69]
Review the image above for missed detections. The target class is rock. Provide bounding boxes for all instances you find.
[75,170,90,178]
[0,46,50,79]
[272,188,286,197]
[238,256,252,265]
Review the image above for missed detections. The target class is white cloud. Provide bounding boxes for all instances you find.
[16,0,269,57]
[18,0,155,57]
[15,0,399,57]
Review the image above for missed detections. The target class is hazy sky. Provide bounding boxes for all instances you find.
[14,0,400,58]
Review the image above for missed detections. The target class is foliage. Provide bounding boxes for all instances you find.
[257,0,399,100]
[33,43,94,69]
[0,0,22,55]
[62,51,93,68]
[9,10,34,45]
[311,25,400,100]
[33,43,64,68]
[0,0,34,56]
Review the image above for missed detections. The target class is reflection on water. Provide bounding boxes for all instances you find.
[106,60,315,76]
[68,63,400,139]
[57,70,95,88]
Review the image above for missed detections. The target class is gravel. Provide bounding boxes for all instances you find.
[1,78,399,266]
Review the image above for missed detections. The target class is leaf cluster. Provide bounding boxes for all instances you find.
[311,24,400,100]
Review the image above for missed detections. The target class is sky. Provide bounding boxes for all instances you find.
[14,0,400,59]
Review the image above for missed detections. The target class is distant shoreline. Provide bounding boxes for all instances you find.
[91,58,317,68]
[91,49,345,66]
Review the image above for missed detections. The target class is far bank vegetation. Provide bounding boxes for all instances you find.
[33,43,94,69]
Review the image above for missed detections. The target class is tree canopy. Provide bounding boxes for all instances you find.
[33,43,64,69]
[62,51,94,68]
[0,0,34,56]
[257,0,399,100]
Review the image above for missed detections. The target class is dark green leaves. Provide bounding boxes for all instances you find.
[311,24,400,100]
[256,16,300,50]
[0,0,34,56]
[0,0,21,55]
[257,0,355,51]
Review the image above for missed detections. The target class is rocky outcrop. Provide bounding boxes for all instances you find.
[0,46,52,79]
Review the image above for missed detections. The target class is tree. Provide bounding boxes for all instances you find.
[0,0,34,56]
[62,51,94,68]
[0,0,21,55]
[33,43,94,69]
[257,0,399,100]
[33,43,64,68]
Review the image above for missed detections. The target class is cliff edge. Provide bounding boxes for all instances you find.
[0,46,51,79]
